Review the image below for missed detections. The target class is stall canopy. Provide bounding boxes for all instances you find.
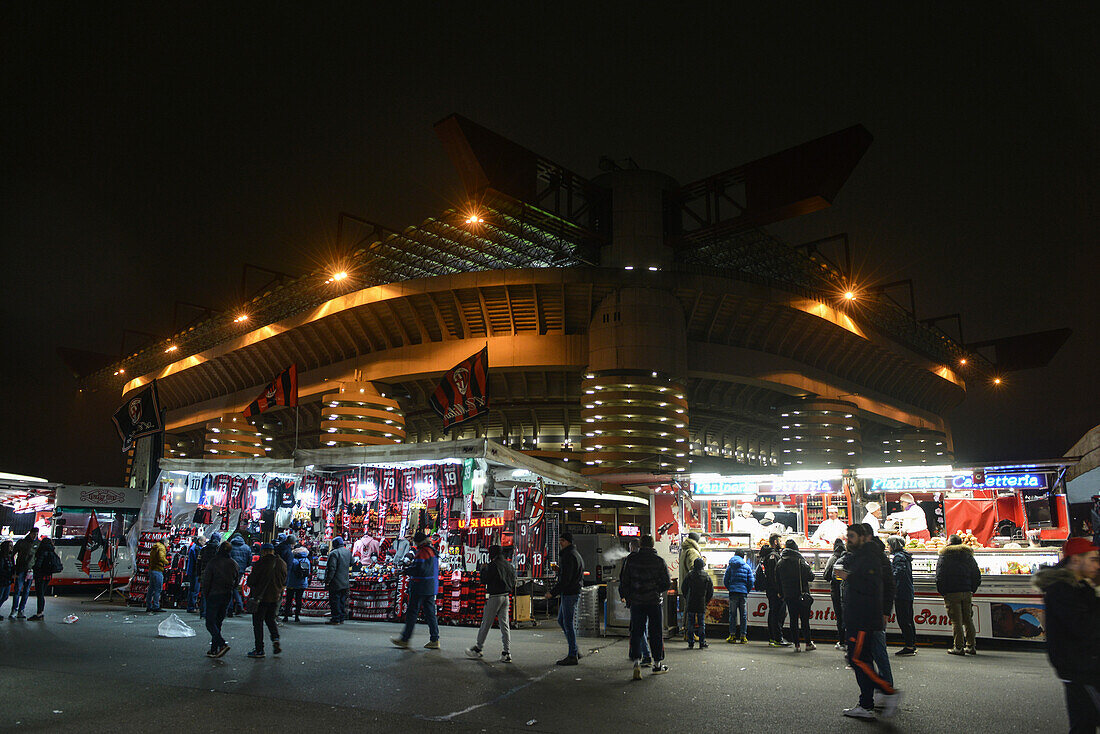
[0,472,59,509]
[294,438,601,493]
[158,457,301,475]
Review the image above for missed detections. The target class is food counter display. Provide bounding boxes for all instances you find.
[696,538,1058,644]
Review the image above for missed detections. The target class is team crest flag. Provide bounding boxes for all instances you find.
[111,381,163,452]
[243,364,298,418]
[429,347,489,432]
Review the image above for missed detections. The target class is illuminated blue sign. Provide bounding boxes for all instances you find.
[951,473,1047,489]
[693,480,758,496]
[870,476,948,491]
[868,473,1049,492]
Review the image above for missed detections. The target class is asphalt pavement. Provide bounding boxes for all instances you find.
[0,595,1069,733]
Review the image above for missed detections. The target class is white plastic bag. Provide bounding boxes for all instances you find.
[157,613,196,638]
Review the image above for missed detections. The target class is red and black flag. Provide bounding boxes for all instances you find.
[78,514,113,574]
[429,347,489,432]
[243,364,298,417]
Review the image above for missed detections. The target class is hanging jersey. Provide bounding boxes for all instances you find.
[439,463,462,498]
[227,476,245,510]
[400,467,417,502]
[415,465,440,501]
[359,467,378,503]
[242,476,259,512]
[278,479,296,508]
[340,472,359,506]
[299,476,320,509]
[379,467,400,504]
[210,475,231,508]
[321,478,339,514]
[186,474,202,503]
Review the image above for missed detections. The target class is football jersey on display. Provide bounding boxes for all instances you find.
[439,463,462,498]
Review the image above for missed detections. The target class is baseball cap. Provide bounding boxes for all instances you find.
[1062,537,1098,559]
[260,542,274,551]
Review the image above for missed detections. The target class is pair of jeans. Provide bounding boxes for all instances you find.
[401,592,439,642]
[283,588,304,619]
[557,594,580,657]
[847,629,896,710]
[685,611,706,645]
[231,588,245,614]
[187,577,200,611]
[33,575,48,616]
[766,590,787,642]
[943,591,976,649]
[328,588,347,622]
[12,574,32,614]
[871,630,894,686]
[205,593,230,650]
[252,600,279,652]
[895,596,915,648]
[474,593,510,653]
[830,583,844,639]
[629,603,664,663]
[0,581,9,612]
[145,570,164,611]
[1063,681,1100,733]
[728,593,747,638]
[785,597,812,645]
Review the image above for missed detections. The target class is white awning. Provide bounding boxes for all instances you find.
[158,457,301,475]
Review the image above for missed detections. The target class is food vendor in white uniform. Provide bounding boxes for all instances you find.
[887,493,930,540]
[863,502,882,534]
[811,505,848,544]
[729,502,765,542]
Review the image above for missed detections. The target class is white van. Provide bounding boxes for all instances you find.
[50,486,142,587]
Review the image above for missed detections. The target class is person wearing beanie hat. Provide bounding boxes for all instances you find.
[1032,537,1100,731]
[325,536,352,624]
[393,530,441,650]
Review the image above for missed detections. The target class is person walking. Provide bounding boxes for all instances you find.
[325,537,352,625]
[677,532,702,638]
[146,536,168,613]
[196,531,222,619]
[618,539,652,665]
[837,523,901,721]
[246,543,287,658]
[10,529,38,619]
[936,534,981,655]
[184,535,205,613]
[227,532,252,616]
[201,540,239,658]
[0,540,14,615]
[760,540,790,647]
[776,539,815,652]
[888,536,917,655]
[869,536,896,691]
[282,546,310,623]
[544,531,585,665]
[1032,537,1100,733]
[620,534,671,678]
[824,539,846,649]
[466,544,516,662]
[392,531,440,649]
[28,536,60,621]
[723,550,754,643]
[682,557,714,649]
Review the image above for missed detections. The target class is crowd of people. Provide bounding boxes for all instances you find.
[0,528,63,621]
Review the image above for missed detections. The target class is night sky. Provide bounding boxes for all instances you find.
[3,5,1097,484]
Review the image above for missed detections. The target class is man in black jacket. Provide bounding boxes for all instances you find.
[200,541,240,658]
[545,532,585,665]
[1032,537,1100,732]
[620,534,671,678]
[467,545,517,663]
[836,523,901,721]
[759,542,790,647]
[935,535,982,655]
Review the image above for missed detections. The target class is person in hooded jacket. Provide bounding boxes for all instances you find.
[275,533,294,569]
[888,536,916,655]
[682,557,714,649]
[824,539,846,649]
[246,543,287,658]
[723,550,754,643]
[466,544,517,662]
[325,537,352,624]
[184,535,205,613]
[196,531,222,619]
[620,534,671,677]
[227,533,252,616]
[677,533,702,638]
[760,536,790,647]
[935,534,981,655]
[201,541,239,658]
[776,539,816,651]
[1032,537,1100,732]
[392,531,440,649]
[282,546,310,623]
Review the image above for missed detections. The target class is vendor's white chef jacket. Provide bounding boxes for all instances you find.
[888,505,928,535]
[811,517,848,544]
[864,514,881,534]
[728,514,765,543]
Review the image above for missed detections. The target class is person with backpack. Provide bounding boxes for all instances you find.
[282,546,310,623]
[466,544,517,662]
[10,529,38,619]
[776,539,816,652]
[620,534,671,678]
[724,550,754,644]
[28,536,61,621]
[682,557,714,649]
[824,538,847,649]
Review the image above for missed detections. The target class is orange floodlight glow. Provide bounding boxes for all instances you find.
[234,314,249,323]
[959,358,967,365]
[164,345,178,353]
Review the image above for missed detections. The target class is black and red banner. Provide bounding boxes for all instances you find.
[78,514,113,574]
[243,364,298,418]
[429,347,489,432]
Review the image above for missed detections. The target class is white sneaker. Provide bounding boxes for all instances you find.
[834,641,845,650]
[843,706,876,720]
[879,690,903,719]
[500,653,512,663]
[465,646,483,659]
